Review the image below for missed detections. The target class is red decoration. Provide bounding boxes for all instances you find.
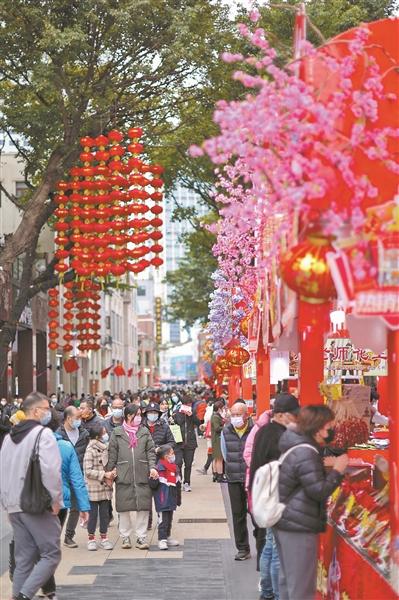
[281,234,337,302]
[63,357,79,373]
[225,346,250,367]
[53,128,164,283]
[113,363,126,376]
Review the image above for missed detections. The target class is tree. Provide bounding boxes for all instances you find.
[165,227,217,327]
[166,0,397,328]
[0,0,241,379]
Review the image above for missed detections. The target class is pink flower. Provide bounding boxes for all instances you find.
[188,144,204,158]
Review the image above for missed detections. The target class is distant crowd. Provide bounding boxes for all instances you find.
[0,387,348,600]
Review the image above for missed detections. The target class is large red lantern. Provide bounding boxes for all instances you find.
[280,234,337,302]
[225,346,250,367]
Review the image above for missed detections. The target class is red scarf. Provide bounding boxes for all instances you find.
[159,458,177,486]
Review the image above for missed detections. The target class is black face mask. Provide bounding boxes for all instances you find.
[324,428,335,444]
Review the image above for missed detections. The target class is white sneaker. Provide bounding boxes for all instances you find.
[99,539,113,550]
[167,537,180,547]
[158,539,168,550]
[183,483,192,492]
[87,540,97,551]
[121,536,132,549]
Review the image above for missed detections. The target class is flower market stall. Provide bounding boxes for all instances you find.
[196,6,399,598]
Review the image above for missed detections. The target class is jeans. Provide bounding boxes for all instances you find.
[260,529,280,600]
[175,447,195,484]
[65,490,79,540]
[158,510,174,540]
[87,500,110,535]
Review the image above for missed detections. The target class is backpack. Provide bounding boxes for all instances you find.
[251,443,318,528]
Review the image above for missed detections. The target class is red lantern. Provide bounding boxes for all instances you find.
[225,346,250,367]
[151,256,163,268]
[280,234,337,302]
[128,127,143,138]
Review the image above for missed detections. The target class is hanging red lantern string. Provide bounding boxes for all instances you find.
[47,287,59,351]
[51,127,165,349]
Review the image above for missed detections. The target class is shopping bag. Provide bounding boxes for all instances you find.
[169,423,183,444]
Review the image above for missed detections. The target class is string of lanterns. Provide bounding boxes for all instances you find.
[48,128,164,353]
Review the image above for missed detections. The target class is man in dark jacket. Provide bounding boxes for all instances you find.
[221,401,253,561]
[173,395,201,492]
[79,398,104,433]
[103,396,125,434]
[57,405,89,548]
[249,393,300,600]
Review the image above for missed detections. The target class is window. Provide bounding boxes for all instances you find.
[137,286,146,297]
[145,351,151,367]
[15,181,29,200]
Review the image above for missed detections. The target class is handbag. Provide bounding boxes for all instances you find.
[20,427,53,514]
[169,423,183,444]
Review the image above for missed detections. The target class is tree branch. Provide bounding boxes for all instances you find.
[0,183,25,210]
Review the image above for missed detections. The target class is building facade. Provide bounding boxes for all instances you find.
[0,152,53,398]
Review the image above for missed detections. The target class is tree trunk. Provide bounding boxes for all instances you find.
[0,141,80,391]
[0,231,41,384]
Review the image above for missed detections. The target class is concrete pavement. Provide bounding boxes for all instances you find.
[0,439,260,600]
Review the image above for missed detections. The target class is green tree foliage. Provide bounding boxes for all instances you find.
[0,0,240,376]
[168,0,397,329]
[165,227,217,327]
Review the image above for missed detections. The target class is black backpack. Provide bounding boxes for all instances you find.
[20,428,53,514]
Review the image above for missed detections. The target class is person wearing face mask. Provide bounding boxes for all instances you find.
[106,403,158,550]
[57,405,89,548]
[275,405,348,600]
[249,394,300,600]
[142,402,175,450]
[79,399,104,434]
[0,392,63,600]
[151,444,181,550]
[221,401,254,561]
[210,400,227,482]
[37,409,90,600]
[83,424,114,551]
[172,394,201,492]
[141,402,175,530]
[103,397,125,433]
[95,396,111,419]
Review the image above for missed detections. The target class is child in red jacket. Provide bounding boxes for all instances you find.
[151,444,181,550]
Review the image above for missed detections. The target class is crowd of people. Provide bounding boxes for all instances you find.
[0,386,348,600]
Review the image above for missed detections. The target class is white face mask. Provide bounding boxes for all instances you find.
[231,416,244,429]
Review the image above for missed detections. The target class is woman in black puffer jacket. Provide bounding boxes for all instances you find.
[141,402,175,450]
[274,405,348,600]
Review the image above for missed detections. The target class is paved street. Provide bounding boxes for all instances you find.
[0,441,259,600]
